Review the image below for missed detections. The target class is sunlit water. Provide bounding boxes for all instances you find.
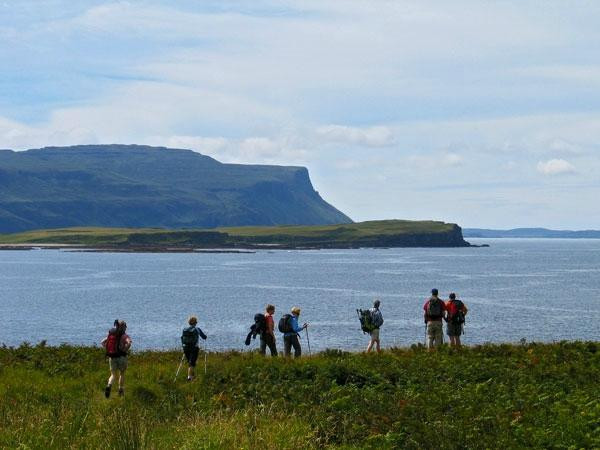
[1,239,599,351]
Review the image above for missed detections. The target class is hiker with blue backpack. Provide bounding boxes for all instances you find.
[423,289,447,350]
[180,315,207,381]
[365,299,384,353]
[279,306,307,358]
[445,293,468,348]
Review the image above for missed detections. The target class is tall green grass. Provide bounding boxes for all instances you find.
[1,342,598,448]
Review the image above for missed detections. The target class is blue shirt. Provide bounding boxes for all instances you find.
[284,314,304,336]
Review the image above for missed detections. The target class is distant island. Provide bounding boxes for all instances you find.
[463,228,600,239]
[0,220,471,250]
[0,144,350,233]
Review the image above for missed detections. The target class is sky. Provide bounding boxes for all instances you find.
[1,1,599,229]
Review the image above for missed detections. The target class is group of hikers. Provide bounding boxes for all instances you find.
[101,288,467,397]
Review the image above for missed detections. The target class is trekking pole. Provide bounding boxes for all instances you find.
[203,341,207,375]
[174,352,185,382]
[305,326,312,356]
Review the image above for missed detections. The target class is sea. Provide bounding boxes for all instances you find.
[1,238,599,352]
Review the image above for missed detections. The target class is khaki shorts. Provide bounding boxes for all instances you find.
[370,328,380,340]
[109,356,128,372]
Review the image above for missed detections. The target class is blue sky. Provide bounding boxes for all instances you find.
[1,1,600,228]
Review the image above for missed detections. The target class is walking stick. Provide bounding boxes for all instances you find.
[174,352,185,382]
[305,326,312,356]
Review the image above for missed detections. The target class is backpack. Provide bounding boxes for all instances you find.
[449,299,466,325]
[244,314,267,346]
[278,314,294,333]
[357,309,375,333]
[181,326,199,347]
[426,297,444,320]
[105,328,122,357]
[253,313,267,335]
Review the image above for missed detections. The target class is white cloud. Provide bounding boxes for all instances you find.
[316,125,395,147]
[537,159,576,176]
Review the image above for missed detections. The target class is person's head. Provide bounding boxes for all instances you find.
[431,288,439,297]
[449,292,456,300]
[373,299,381,308]
[291,306,301,316]
[188,315,198,326]
[117,320,127,332]
[266,304,275,314]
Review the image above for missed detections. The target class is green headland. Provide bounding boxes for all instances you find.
[0,220,470,250]
[0,342,597,448]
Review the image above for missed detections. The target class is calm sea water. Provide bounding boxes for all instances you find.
[1,239,599,351]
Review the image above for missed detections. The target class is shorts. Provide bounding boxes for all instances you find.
[370,328,380,340]
[184,346,199,367]
[447,322,463,336]
[109,356,128,372]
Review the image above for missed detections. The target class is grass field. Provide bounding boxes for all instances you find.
[0,220,464,248]
[0,342,598,448]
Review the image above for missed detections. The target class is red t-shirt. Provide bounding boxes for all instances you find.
[265,313,274,333]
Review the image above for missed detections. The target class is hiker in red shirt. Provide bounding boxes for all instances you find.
[445,293,468,348]
[101,319,132,398]
[260,304,278,357]
[423,289,446,350]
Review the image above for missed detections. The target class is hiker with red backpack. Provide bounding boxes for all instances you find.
[423,289,446,350]
[260,304,278,357]
[101,319,132,398]
[445,293,468,348]
[181,315,207,381]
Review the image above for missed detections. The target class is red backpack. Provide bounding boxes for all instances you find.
[105,329,121,357]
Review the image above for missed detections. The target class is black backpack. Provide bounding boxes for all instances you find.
[278,314,293,333]
[357,309,375,333]
[181,326,199,347]
[449,299,466,325]
[427,297,444,320]
[253,313,267,335]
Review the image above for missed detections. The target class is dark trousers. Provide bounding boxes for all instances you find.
[284,334,301,358]
[260,334,278,356]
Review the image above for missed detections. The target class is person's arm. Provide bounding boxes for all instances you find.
[292,316,304,333]
[423,302,428,323]
[101,336,107,347]
[121,334,132,351]
[197,327,207,340]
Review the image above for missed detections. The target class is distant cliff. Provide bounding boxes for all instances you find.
[0,145,352,232]
[0,220,471,249]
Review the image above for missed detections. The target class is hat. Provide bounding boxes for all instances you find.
[291,306,301,315]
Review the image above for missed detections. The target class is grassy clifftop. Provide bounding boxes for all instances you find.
[0,220,469,248]
[0,342,598,448]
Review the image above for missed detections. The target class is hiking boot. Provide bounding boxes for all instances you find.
[186,376,193,382]
[118,387,124,397]
[104,385,111,399]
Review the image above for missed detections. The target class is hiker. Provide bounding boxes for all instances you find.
[445,293,468,348]
[423,289,446,350]
[181,315,207,381]
[366,299,384,353]
[260,304,278,356]
[280,306,307,358]
[101,319,132,398]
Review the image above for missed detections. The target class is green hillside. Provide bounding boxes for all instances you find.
[0,343,597,448]
[0,220,469,248]
[0,145,351,232]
